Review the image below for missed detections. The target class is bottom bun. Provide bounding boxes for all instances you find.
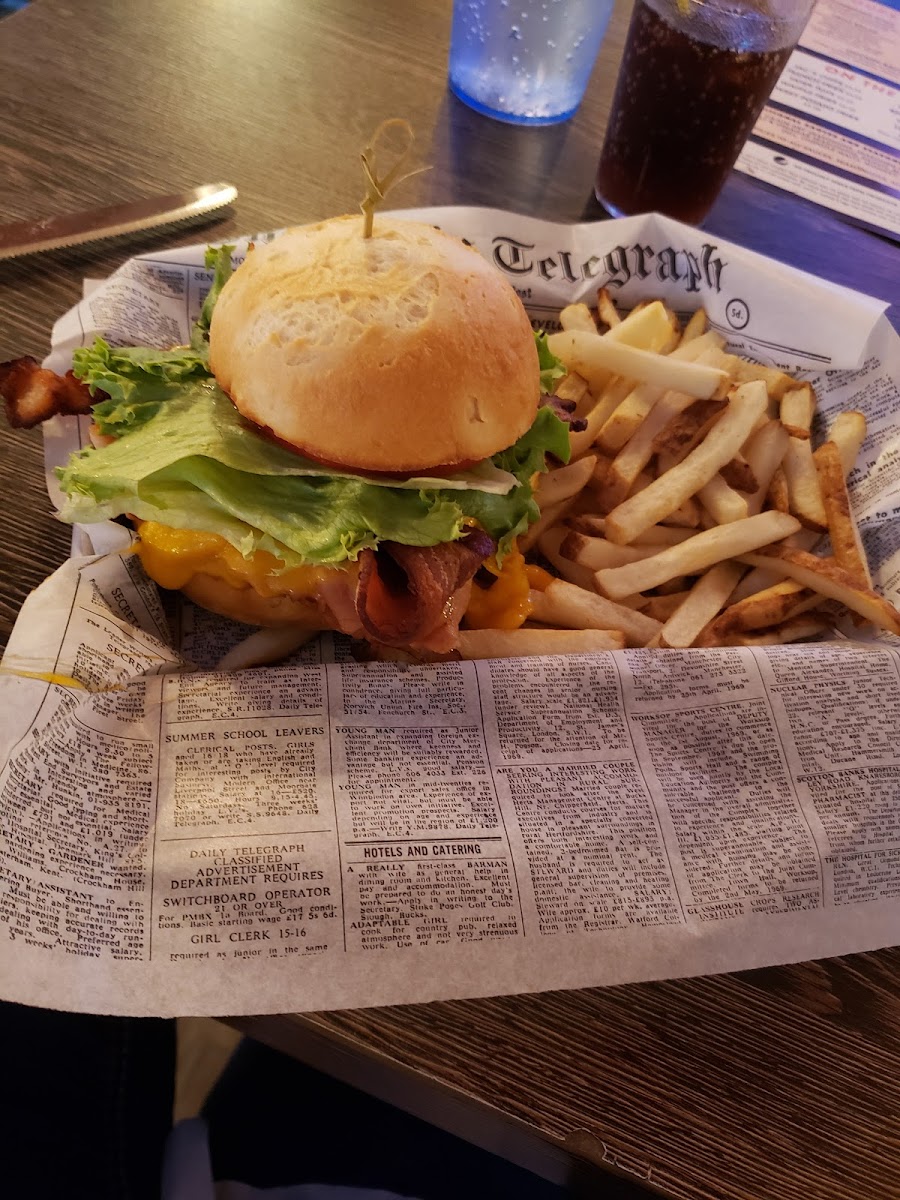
[182,572,330,630]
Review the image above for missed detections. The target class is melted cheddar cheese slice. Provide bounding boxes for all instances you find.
[135,521,342,598]
[136,521,549,630]
[463,547,553,630]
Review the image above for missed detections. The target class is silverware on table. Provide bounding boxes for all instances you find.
[0,182,238,260]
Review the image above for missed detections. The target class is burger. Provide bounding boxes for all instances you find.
[14,216,575,657]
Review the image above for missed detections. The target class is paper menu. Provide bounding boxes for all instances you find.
[802,0,900,87]
[735,0,900,241]
[3,208,900,1017]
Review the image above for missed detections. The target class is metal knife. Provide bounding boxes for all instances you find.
[0,182,238,261]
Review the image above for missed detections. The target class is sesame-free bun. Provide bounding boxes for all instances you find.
[208,216,540,473]
[182,572,328,629]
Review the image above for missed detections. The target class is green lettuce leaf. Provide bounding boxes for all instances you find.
[471,404,572,556]
[190,244,235,353]
[73,338,213,436]
[535,331,567,393]
[56,382,568,567]
[71,244,233,435]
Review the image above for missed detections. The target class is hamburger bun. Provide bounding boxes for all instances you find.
[182,571,328,629]
[208,216,540,473]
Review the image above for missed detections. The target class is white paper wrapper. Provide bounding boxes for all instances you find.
[3,209,900,1018]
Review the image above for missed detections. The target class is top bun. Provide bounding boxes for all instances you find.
[208,216,540,473]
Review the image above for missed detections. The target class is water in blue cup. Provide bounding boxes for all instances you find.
[448,0,613,126]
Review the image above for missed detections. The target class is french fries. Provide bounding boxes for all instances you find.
[658,562,744,649]
[567,377,634,460]
[548,329,727,398]
[596,387,701,511]
[518,499,570,553]
[218,627,315,671]
[559,303,599,335]
[553,371,591,413]
[681,308,708,343]
[595,512,800,599]
[767,466,790,513]
[457,627,625,658]
[696,580,819,646]
[740,546,900,635]
[814,440,872,586]
[742,420,791,515]
[538,526,598,591]
[460,296,896,658]
[697,474,749,524]
[729,358,796,400]
[778,383,828,530]
[782,436,828,530]
[527,579,661,647]
[719,454,758,493]
[600,300,679,352]
[596,332,726,454]
[561,531,661,571]
[643,591,692,621]
[780,384,816,440]
[596,287,621,329]
[652,397,728,461]
[821,411,866,478]
[705,613,834,647]
[605,382,768,544]
[537,456,598,510]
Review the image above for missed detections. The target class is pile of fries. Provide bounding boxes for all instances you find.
[460,291,900,660]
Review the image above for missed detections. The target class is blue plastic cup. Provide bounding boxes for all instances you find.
[448,0,613,126]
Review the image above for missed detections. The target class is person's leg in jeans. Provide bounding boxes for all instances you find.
[0,1000,175,1200]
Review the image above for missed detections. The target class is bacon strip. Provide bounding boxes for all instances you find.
[355,531,493,648]
[0,357,94,428]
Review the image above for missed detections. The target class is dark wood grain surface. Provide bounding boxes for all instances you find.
[233,950,900,1198]
[2,2,900,1197]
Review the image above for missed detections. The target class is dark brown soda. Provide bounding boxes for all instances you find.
[595,0,794,225]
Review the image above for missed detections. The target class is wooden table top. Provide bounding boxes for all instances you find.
[2,2,899,1197]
